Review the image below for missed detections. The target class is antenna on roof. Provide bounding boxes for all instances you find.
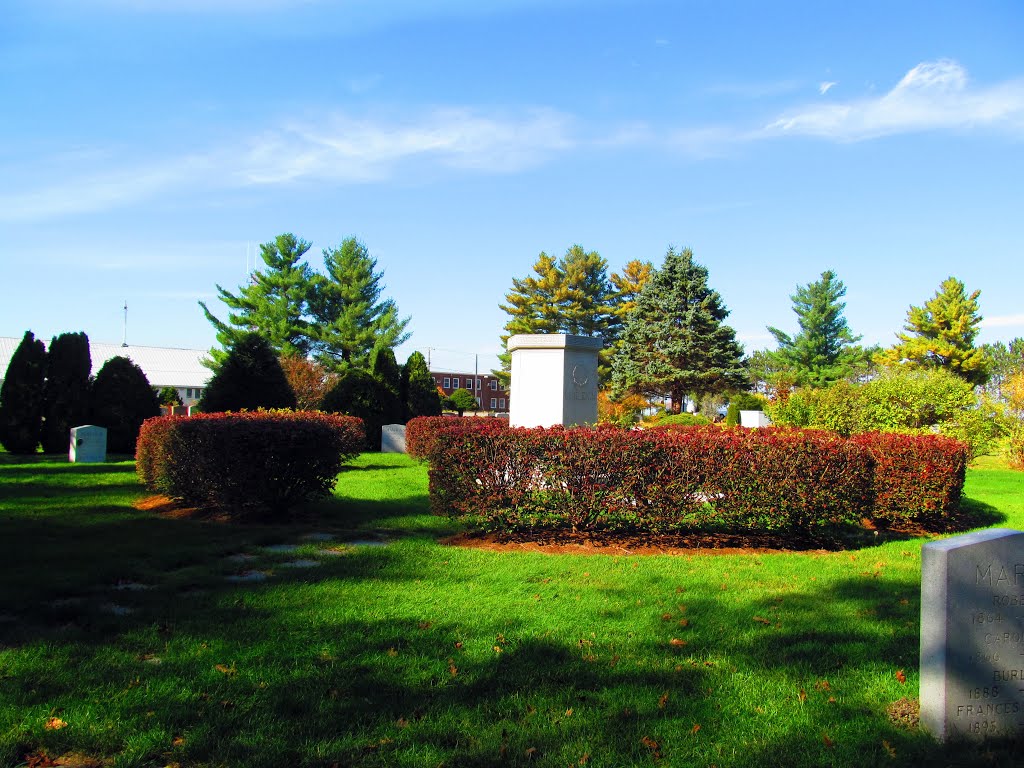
[121,301,128,347]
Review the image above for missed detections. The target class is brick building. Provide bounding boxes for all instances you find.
[431,370,510,414]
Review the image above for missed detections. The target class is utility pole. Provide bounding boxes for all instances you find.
[121,301,128,347]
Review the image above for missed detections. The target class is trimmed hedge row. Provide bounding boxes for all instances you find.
[405,416,508,461]
[137,411,365,516]
[425,425,968,534]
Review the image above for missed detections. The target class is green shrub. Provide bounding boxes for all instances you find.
[158,386,183,407]
[322,368,389,451]
[199,332,296,413]
[0,331,47,453]
[646,412,710,427]
[41,331,91,453]
[725,392,767,426]
[90,356,161,454]
[136,411,364,516]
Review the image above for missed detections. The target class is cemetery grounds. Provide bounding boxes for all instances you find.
[1,451,1023,767]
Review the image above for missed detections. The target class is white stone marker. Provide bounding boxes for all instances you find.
[921,528,1024,741]
[69,425,107,463]
[381,424,407,453]
[508,334,602,428]
[739,410,771,428]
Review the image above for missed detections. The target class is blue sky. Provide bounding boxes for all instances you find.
[3,0,1023,374]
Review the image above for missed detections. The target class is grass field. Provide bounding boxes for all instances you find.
[2,451,1024,767]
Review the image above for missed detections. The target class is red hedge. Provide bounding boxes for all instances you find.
[850,432,967,524]
[136,411,365,516]
[406,416,508,461]
[426,424,968,534]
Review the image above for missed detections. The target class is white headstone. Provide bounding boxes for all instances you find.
[740,410,771,428]
[69,425,107,463]
[921,528,1024,741]
[508,334,601,428]
[381,424,407,453]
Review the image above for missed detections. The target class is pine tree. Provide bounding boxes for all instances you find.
[764,270,873,387]
[497,246,618,385]
[41,332,92,453]
[0,331,47,453]
[611,247,746,412]
[309,237,410,371]
[402,351,442,418]
[90,357,161,454]
[199,233,314,365]
[880,276,989,386]
[199,332,296,413]
[610,259,653,320]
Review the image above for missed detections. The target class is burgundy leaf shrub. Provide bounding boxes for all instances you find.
[137,411,364,516]
[850,432,968,525]
[406,416,508,461]
[425,424,967,535]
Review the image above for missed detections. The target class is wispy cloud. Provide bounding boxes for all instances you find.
[764,59,1024,141]
[819,81,836,95]
[982,313,1024,329]
[0,108,575,221]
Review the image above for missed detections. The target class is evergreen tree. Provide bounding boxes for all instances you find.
[199,332,296,413]
[158,386,183,407]
[444,388,478,416]
[497,246,618,385]
[370,346,404,425]
[199,233,314,365]
[610,259,654,320]
[41,332,92,453]
[90,357,161,454]
[309,237,410,371]
[322,368,387,450]
[879,276,989,386]
[982,338,1024,401]
[611,247,746,412]
[0,331,47,453]
[401,351,442,418]
[764,270,874,387]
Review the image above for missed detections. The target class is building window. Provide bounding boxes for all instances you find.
[489,380,497,390]
[443,377,451,389]
[453,377,460,389]
[490,397,497,409]
[499,398,506,409]
[195,388,202,398]
[186,388,193,399]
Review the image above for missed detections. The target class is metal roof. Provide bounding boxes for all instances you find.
[0,336,212,388]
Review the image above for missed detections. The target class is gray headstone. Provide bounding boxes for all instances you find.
[69,425,107,463]
[381,424,407,453]
[921,528,1024,741]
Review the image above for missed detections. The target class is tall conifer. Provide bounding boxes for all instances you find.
[0,331,47,453]
[41,332,92,453]
[611,247,746,412]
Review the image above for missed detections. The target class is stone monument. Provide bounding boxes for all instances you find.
[740,410,771,428]
[921,528,1024,740]
[508,334,601,428]
[69,425,107,463]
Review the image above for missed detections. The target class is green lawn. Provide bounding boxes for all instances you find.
[1,452,1023,767]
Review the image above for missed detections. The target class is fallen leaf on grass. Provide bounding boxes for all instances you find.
[525,746,538,759]
[214,663,236,677]
[578,753,590,765]
[454,641,464,650]
[396,718,409,729]
[44,717,67,730]
[493,645,503,654]
[387,648,398,658]
[658,692,669,709]
[565,707,573,717]
[691,723,701,734]
[447,659,458,677]
[798,689,807,703]
[661,613,674,621]
[640,736,662,759]
[669,638,686,647]
[418,621,432,630]
[814,680,831,692]
[822,733,834,748]
[895,669,907,684]
[753,616,771,625]
[882,739,897,758]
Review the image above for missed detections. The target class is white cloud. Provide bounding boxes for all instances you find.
[819,81,836,95]
[982,313,1024,329]
[764,60,1024,141]
[0,108,575,221]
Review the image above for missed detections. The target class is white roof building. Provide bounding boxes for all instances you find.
[0,336,213,404]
